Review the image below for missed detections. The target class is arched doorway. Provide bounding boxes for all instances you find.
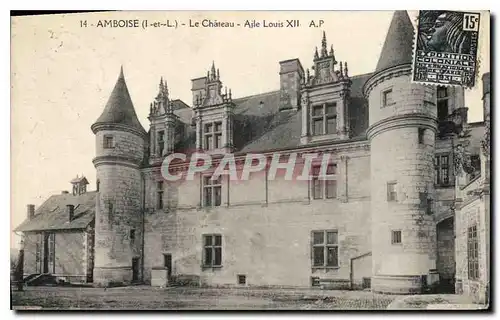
[436,216,455,293]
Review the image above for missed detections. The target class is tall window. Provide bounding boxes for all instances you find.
[418,128,425,145]
[311,103,337,136]
[156,181,164,209]
[203,234,222,267]
[312,230,339,267]
[203,175,222,207]
[103,135,114,149]
[204,122,223,150]
[387,181,397,201]
[382,88,394,107]
[435,154,450,186]
[312,164,337,200]
[467,225,479,280]
[130,229,136,243]
[157,130,165,156]
[437,87,449,122]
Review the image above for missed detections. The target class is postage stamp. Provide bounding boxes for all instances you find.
[412,10,481,88]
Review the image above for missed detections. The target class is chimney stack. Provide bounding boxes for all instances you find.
[27,204,35,220]
[67,204,75,221]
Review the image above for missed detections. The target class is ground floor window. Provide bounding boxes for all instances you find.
[467,225,479,280]
[203,234,222,267]
[312,230,339,267]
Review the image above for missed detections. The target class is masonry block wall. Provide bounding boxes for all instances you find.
[143,148,371,287]
[54,231,86,282]
[93,129,144,285]
[22,233,39,276]
[367,68,438,294]
[455,191,488,303]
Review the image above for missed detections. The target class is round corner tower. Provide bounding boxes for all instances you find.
[91,67,147,286]
[364,11,438,294]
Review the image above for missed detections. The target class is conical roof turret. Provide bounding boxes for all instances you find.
[375,11,415,73]
[92,67,146,135]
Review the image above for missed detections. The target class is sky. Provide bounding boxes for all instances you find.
[10,11,490,245]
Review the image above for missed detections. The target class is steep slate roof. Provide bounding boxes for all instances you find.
[172,73,371,154]
[375,10,415,73]
[93,67,146,135]
[14,192,97,232]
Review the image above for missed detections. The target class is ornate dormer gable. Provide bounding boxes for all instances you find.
[192,62,235,154]
[148,77,177,162]
[300,31,352,145]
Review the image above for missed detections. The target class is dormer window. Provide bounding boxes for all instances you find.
[311,103,337,136]
[103,135,114,149]
[204,121,223,150]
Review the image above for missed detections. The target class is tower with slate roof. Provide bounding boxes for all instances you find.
[91,67,147,286]
[364,11,438,293]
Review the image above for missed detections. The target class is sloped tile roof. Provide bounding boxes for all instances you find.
[171,73,371,155]
[14,192,97,232]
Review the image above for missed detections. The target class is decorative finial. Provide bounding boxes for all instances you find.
[339,62,343,77]
[211,61,216,80]
[164,79,168,95]
[159,77,164,91]
[225,86,228,96]
[306,68,310,82]
[321,31,328,57]
[314,46,319,60]
[229,88,232,99]
[329,45,334,57]
[344,62,348,77]
[119,65,124,79]
[217,68,220,80]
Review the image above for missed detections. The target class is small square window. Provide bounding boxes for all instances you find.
[237,274,246,285]
[103,135,114,149]
[391,230,402,244]
[130,229,136,241]
[382,89,394,107]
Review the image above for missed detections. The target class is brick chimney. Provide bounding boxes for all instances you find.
[67,204,75,221]
[27,204,35,220]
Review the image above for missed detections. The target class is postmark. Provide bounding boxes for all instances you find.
[412,10,480,88]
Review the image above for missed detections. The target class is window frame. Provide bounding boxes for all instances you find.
[382,88,394,107]
[203,174,222,207]
[311,103,337,136]
[157,130,165,156]
[437,86,449,122]
[203,121,223,150]
[435,154,451,186]
[391,230,402,245]
[467,225,479,280]
[387,181,397,202]
[311,164,338,200]
[202,234,223,268]
[156,181,164,209]
[311,230,339,268]
[103,135,114,149]
[418,128,425,145]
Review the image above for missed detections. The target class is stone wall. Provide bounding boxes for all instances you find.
[143,150,371,288]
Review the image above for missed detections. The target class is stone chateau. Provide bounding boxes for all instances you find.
[14,11,490,301]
